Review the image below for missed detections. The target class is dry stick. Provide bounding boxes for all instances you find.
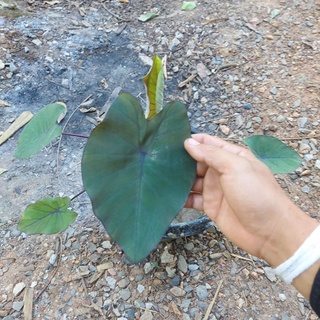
[136,307,165,319]
[203,279,224,320]
[100,2,131,22]
[178,74,197,88]
[231,253,253,263]
[304,310,312,320]
[281,135,320,141]
[23,287,34,320]
[35,236,62,302]
[56,94,92,183]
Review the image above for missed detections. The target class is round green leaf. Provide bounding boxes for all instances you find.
[82,92,196,262]
[14,103,66,159]
[18,197,77,234]
[243,135,302,174]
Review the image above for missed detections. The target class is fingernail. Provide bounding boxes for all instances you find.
[187,138,200,145]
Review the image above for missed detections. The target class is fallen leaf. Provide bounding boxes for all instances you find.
[0,111,33,146]
[82,20,92,27]
[0,168,7,175]
[0,99,10,107]
[169,301,182,316]
[101,78,109,90]
[119,0,128,2]
[80,107,96,113]
[43,0,60,4]
[0,0,16,9]
[80,99,95,108]
[181,1,197,11]
[138,11,159,22]
[162,54,167,79]
[245,22,260,33]
[219,124,230,135]
[56,102,67,123]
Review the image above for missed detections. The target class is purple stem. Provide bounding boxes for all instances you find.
[62,132,89,139]
[70,190,86,202]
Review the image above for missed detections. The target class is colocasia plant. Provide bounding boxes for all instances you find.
[15,56,302,262]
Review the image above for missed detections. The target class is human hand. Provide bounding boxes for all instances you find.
[184,134,315,264]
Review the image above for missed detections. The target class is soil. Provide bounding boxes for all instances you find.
[0,0,320,319]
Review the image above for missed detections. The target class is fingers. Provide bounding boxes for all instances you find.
[190,134,255,159]
[190,176,204,193]
[184,192,204,212]
[184,135,255,174]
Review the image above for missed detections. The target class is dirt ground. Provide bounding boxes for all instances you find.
[0,0,320,319]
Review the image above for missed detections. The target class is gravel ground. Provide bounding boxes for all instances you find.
[0,0,319,319]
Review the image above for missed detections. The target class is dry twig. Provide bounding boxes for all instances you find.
[23,287,34,320]
[35,236,62,302]
[178,74,197,88]
[56,94,92,182]
[203,279,224,320]
[100,2,130,22]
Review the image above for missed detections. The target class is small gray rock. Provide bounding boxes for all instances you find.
[188,264,199,271]
[12,301,24,311]
[304,154,313,161]
[293,99,301,107]
[169,275,181,287]
[276,115,286,123]
[279,293,286,301]
[184,243,194,251]
[140,311,153,320]
[298,117,308,128]
[177,255,188,273]
[161,249,174,264]
[144,262,155,274]
[270,86,277,95]
[119,288,131,301]
[101,240,112,249]
[13,282,26,296]
[301,186,310,194]
[196,285,208,300]
[105,276,116,289]
[49,253,57,265]
[243,103,253,110]
[10,229,21,237]
[118,278,130,289]
[263,267,277,282]
[170,286,186,297]
[137,284,145,293]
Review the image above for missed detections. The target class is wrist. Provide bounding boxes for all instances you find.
[260,202,319,268]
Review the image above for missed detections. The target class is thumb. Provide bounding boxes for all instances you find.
[184,138,242,173]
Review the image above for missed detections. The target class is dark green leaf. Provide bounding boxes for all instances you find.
[243,135,302,173]
[82,92,196,262]
[18,197,77,234]
[14,103,66,159]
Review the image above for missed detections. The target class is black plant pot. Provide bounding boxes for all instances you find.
[164,215,215,239]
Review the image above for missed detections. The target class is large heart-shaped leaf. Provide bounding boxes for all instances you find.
[18,197,77,234]
[14,103,66,159]
[81,92,196,262]
[243,135,302,173]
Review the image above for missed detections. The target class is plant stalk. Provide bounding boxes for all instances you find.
[62,132,89,139]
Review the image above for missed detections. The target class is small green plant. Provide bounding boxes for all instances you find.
[14,56,302,262]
